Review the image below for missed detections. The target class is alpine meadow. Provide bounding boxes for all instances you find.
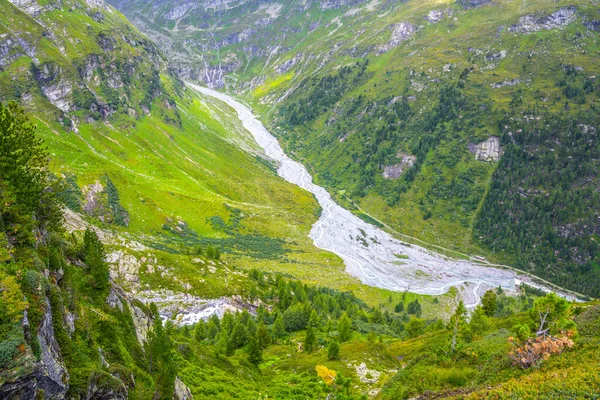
[1,0,599,399]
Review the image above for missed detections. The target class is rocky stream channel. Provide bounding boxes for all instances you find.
[187,83,580,308]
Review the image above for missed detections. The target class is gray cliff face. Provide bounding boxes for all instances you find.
[174,376,193,400]
[0,298,69,400]
[469,136,503,162]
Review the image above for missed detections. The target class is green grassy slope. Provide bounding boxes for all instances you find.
[110,0,600,297]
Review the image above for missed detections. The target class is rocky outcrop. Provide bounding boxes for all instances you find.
[321,0,366,10]
[382,152,416,179]
[0,298,69,400]
[275,53,303,74]
[457,0,492,8]
[376,22,416,55]
[106,285,154,343]
[84,370,128,400]
[174,376,193,400]
[485,50,506,62]
[509,7,577,34]
[137,290,265,326]
[491,78,520,89]
[584,20,600,31]
[469,136,503,162]
[424,9,444,23]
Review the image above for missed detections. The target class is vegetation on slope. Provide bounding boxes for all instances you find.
[111,0,600,297]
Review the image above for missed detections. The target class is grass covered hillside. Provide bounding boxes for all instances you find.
[110,0,600,297]
[1,105,597,397]
[0,0,366,298]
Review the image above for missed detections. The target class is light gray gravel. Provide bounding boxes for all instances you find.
[188,83,570,307]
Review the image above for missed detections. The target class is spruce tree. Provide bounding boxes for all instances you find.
[304,326,317,353]
[327,340,340,360]
[257,321,271,349]
[338,312,352,342]
[247,332,263,366]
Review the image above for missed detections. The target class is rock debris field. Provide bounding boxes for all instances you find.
[188,83,569,307]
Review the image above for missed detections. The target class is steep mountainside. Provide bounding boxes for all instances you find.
[110,0,600,297]
[2,1,600,399]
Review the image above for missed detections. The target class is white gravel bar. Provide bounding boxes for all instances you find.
[188,83,574,307]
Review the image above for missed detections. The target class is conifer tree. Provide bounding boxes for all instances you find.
[327,340,340,360]
[338,312,352,342]
[247,332,263,366]
[257,321,271,349]
[304,326,317,353]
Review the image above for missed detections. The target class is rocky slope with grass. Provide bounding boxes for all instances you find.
[1,0,600,399]
[110,0,600,298]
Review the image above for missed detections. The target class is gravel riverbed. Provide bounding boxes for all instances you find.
[188,83,573,307]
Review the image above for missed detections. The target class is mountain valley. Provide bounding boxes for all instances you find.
[1,0,600,399]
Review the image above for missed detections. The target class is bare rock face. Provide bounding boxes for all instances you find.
[382,152,416,179]
[491,78,519,89]
[424,9,444,23]
[469,136,503,162]
[376,22,416,55]
[275,53,303,74]
[509,7,577,34]
[174,376,193,400]
[0,298,69,400]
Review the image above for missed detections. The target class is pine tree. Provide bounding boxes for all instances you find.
[257,321,271,349]
[247,332,263,366]
[481,290,497,317]
[449,300,467,353]
[338,312,352,342]
[82,228,109,294]
[231,318,248,348]
[194,321,206,342]
[327,340,340,360]
[273,312,286,340]
[304,326,317,353]
[308,309,320,329]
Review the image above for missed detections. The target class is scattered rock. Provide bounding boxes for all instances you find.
[509,7,577,34]
[491,78,520,89]
[376,22,416,55]
[382,152,416,179]
[137,290,265,326]
[469,136,503,162]
[584,20,600,31]
[424,9,444,23]
[348,362,380,384]
[485,50,506,62]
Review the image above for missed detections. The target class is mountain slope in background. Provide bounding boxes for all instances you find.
[109,0,600,297]
[1,0,600,399]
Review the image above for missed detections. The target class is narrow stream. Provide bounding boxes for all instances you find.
[189,83,558,307]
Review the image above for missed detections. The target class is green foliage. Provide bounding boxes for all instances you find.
[338,312,353,342]
[283,303,310,332]
[303,326,317,353]
[481,290,497,317]
[327,340,340,360]
[246,332,262,366]
[104,175,129,227]
[475,114,600,297]
[82,228,109,296]
[404,316,426,338]
[529,293,574,336]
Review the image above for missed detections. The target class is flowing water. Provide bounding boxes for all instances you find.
[188,83,566,307]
